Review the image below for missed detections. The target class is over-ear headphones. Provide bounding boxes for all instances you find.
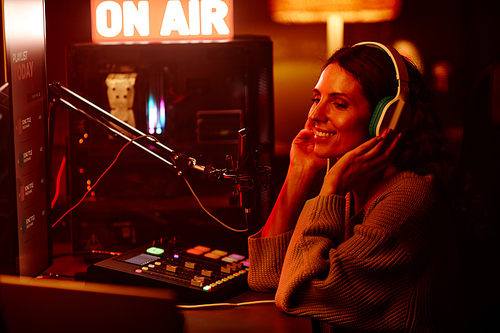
[353,42,412,138]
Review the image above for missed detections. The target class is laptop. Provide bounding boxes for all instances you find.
[0,275,183,333]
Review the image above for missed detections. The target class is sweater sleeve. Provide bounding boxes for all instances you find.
[247,194,348,293]
[274,175,439,332]
[247,228,293,292]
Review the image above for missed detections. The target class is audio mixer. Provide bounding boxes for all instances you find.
[86,238,250,303]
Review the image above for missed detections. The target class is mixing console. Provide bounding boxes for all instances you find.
[86,238,250,303]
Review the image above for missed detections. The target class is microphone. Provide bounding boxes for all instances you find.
[223,128,271,226]
[236,128,256,215]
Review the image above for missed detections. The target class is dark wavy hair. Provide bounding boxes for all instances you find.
[325,44,452,182]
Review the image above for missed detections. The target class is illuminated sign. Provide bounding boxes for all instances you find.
[91,0,233,42]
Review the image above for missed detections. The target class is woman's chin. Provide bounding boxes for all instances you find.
[314,149,336,160]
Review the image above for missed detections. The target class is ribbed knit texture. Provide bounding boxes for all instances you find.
[248,171,461,332]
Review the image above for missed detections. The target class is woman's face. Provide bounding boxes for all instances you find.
[308,62,372,159]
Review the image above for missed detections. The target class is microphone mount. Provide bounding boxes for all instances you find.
[222,129,271,206]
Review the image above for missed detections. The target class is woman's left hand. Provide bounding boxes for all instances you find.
[320,128,402,197]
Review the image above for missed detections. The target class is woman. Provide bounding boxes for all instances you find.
[248,43,461,332]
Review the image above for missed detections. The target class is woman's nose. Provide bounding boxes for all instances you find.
[308,103,328,123]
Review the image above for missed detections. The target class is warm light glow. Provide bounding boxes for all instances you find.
[91,0,234,43]
[269,0,402,24]
[269,0,402,55]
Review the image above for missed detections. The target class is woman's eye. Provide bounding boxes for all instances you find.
[333,102,347,109]
[312,98,320,104]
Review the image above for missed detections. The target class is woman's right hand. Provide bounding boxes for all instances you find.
[260,124,327,237]
[290,127,327,175]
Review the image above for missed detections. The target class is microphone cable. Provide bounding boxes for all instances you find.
[52,135,249,233]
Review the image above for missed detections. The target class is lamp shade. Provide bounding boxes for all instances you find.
[269,0,402,24]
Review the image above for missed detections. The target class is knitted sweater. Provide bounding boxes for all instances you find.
[248,171,461,332]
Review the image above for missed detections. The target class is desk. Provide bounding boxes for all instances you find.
[43,241,312,333]
[181,291,312,333]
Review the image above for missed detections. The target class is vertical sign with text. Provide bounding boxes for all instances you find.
[3,0,51,276]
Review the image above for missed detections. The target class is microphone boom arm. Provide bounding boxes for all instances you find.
[48,82,220,179]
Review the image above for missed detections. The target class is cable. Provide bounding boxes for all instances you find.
[51,156,66,209]
[176,299,275,309]
[52,134,248,233]
[51,135,152,228]
[181,176,249,233]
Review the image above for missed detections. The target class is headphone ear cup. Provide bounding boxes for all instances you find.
[369,96,394,137]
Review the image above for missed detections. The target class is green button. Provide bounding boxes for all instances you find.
[146,247,165,255]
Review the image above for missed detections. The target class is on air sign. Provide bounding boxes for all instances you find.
[91,0,233,43]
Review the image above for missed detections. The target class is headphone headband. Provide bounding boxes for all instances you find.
[354,41,410,82]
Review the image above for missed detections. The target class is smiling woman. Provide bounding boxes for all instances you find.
[247,42,461,332]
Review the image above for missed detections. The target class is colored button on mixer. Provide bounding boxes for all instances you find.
[187,248,204,255]
[211,250,228,257]
[146,247,165,255]
[204,252,221,260]
[193,245,211,252]
[222,253,246,265]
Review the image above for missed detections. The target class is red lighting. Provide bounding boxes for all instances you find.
[91,0,234,43]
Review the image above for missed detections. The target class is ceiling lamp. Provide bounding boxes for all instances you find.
[269,0,403,55]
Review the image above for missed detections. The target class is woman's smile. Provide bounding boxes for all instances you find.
[314,129,336,138]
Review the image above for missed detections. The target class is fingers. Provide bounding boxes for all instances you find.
[345,129,401,167]
[348,131,387,157]
[369,129,400,154]
[293,128,314,144]
[383,131,402,155]
[366,130,402,169]
[304,118,314,131]
[323,129,403,196]
[378,129,402,156]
